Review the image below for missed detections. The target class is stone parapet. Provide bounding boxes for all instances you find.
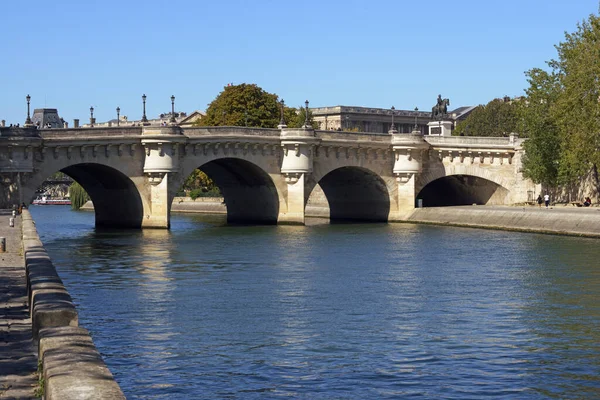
[184,126,281,137]
[22,211,78,341]
[39,326,126,400]
[21,210,125,397]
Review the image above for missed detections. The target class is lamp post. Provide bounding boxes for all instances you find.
[414,107,419,130]
[390,106,396,132]
[25,94,32,126]
[245,110,248,127]
[170,95,176,123]
[279,99,286,127]
[89,106,94,127]
[141,94,148,124]
[345,115,349,130]
[222,111,226,125]
[304,100,310,128]
[116,107,120,126]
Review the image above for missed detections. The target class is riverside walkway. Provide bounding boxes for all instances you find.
[0,211,37,399]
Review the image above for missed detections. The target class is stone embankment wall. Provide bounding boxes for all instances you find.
[405,205,600,237]
[21,210,125,399]
[86,197,600,237]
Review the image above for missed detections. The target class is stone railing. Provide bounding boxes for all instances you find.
[41,126,143,138]
[183,126,281,137]
[21,210,125,399]
[425,136,515,147]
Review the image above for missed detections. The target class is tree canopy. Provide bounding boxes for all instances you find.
[197,83,318,129]
[199,83,281,128]
[520,14,600,190]
[453,98,519,137]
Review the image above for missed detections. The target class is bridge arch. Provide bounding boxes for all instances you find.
[26,162,144,228]
[307,165,391,222]
[176,157,282,224]
[417,165,511,207]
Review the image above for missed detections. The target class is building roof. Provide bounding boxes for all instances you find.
[178,110,205,125]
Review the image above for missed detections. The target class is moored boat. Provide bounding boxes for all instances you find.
[32,195,71,205]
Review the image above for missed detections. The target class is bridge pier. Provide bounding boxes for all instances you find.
[390,128,429,219]
[278,128,318,225]
[278,172,307,225]
[140,126,186,229]
[142,172,171,228]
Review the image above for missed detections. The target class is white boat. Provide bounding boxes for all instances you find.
[32,195,71,205]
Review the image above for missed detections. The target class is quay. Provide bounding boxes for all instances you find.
[0,210,37,398]
[0,209,125,399]
[165,198,600,238]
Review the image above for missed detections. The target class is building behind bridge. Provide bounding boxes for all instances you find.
[310,105,476,134]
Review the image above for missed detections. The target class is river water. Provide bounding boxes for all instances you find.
[30,206,600,399]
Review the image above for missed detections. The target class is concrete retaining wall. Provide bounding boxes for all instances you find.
[405,206,600,237]
[21,210,125,399]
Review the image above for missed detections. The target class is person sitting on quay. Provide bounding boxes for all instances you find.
[583,196,592,207]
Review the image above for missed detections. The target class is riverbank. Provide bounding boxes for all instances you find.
[405,205,600,238]
[83,198,600,237]
[0,210,37,398]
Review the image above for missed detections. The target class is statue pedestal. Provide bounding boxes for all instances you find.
[427,120,452,136]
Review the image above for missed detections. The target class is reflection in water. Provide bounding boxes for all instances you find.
[29,206,600,399]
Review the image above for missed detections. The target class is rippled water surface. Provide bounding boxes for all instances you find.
[30,206,600,399]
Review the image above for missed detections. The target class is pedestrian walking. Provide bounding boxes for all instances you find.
[544,193,550,208]
[537,194,543,208]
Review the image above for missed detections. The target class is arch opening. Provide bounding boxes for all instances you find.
[182,158,279,224]
[417,175,509,207]
[315,167,390,223]
[60,163,144,228]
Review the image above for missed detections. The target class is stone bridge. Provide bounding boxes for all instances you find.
[0,125,537,228]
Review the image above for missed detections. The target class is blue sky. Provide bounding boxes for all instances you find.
[1,0,598,124]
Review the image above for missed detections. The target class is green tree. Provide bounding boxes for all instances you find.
[551,15,600,187]
[520,14,600,192]
[454,98,518,137]
[69,182,90,210]
[519,68,561,187]
[183,168,216,190]
[196,83,320,130]
[198,83,281,128]
[285,105,319,129]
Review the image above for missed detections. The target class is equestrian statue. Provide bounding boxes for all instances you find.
[431,94,450,120]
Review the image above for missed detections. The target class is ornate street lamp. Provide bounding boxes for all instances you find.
[390,106,396,131]
[304,100,310,128]
[345,115,349,130]
[279,99,286,127]
[141,94,148,123]
[170,95,177,123]
[116,107,120,126]
[90,106,94,127]
[25,94,33,126]
[414,107,419,129]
